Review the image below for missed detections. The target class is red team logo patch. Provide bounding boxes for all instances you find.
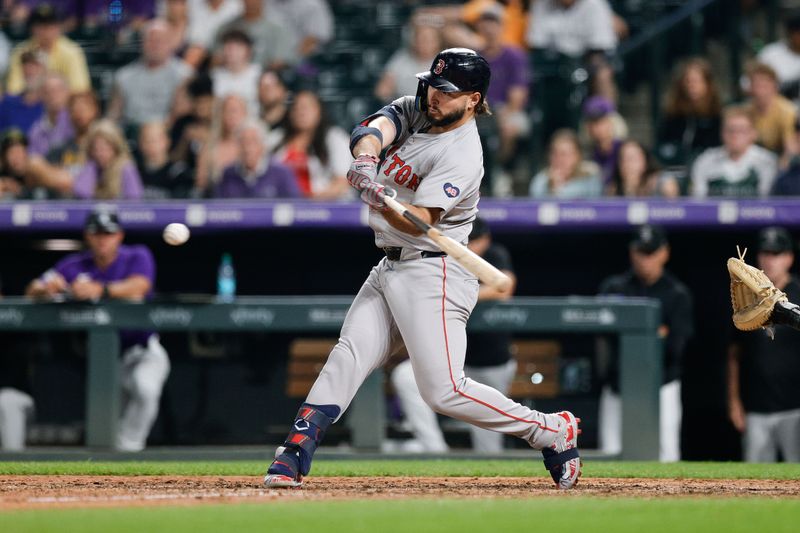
[434,59,445,75]
[443,182,460,198]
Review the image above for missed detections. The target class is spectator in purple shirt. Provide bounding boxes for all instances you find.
[583,95,624,185]
[0,50,45,134]
[27,73,74,157]
[476,5,530,167]
[25,208,170,452]
[73,119,143,200]
[215,119,300,199]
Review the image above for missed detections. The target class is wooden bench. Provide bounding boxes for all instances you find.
[286,338,561,400]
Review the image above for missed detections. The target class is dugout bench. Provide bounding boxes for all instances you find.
[0,296,661,460]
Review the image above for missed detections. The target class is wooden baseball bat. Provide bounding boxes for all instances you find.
[382,194,512,291]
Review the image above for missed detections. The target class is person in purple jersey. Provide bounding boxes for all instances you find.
[25,208,170,452]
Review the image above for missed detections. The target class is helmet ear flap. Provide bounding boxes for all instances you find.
[415,80,428,112]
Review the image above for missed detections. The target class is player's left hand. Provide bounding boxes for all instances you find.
[347,154,380,191]
[71,277,104,301]
[359,182,394,211]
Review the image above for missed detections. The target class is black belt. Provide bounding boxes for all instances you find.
[383,247,446,261]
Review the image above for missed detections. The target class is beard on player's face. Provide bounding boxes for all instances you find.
[426,100,467,127]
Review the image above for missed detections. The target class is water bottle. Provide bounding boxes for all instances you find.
[217,253,236,302]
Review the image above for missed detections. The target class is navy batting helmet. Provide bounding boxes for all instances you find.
[415,48,491,111]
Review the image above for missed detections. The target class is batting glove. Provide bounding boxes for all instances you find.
[360,182,395,211]
[347,154,380,191]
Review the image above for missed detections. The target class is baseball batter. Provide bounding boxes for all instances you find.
[264,49,581,489]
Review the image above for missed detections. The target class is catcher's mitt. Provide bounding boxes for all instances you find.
[728,247,788,332]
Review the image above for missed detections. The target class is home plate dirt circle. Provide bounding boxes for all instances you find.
[1,476,799,510]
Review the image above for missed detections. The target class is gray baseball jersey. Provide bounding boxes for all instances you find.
[302,98,567,454]
[368,96,482,250]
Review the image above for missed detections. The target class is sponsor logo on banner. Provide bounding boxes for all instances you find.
[718,201,738,224]
[120,210,156,223]
[538,203,559,225]
[207,209,244,222]
[627,202,649,224]
[294,208,332,222]
[230,308,276,326]
[309,308,348,324]
[32,209,68,222]
[562,308,616,325]
[481,307,528,326]
[476,207,508,221]
[739,205,776,221]
[59,308,112,325]
[149,307,193,327]
[0,308,24,325]
[186,204,207,226]
[12,205,32,226]
[559,206,597,222]
[273,204,294,226]
[649,206,686,221]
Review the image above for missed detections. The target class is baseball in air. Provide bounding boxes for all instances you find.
[163,223,190,246]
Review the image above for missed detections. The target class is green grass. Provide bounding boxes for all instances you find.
[4,498,800,533]
[2,460,800,479]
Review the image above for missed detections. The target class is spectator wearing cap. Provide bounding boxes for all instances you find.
[184,0,243,68]
[390,217,518,453]
[27,73,74,157]
[597,225,694,462]
[757,12,800,91]
[744,62,798,163]
[582,96,625,186]
[529,129,602,198]
[691,106,778,198]
[214,120,300,199]
[25,209,170,452]
[265,0,334,63]
[526,0,617,58]
[258,68,291,131]
[0,50,45,133]
[107,19,193,130]
[657,58,723,167]
[728,227,800,462]
[375,20,442,103]
[8,1,79,34]
[215,0,293,69]
[5,4,90,95]
[475,4,530,170]
[211,29,261,113]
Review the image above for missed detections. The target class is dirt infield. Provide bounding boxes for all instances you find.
[1,476,799,510]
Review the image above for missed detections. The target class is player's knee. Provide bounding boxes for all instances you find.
[421,387,458,415]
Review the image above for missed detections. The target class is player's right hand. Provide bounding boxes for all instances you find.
[42,270,68,295]
[347,154,380,191]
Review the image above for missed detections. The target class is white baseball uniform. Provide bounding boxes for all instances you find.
[305,97,564,449]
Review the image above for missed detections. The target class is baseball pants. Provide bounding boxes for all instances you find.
[0,388,34,451]
[306,256,563,449]
[743,408,800,462]
[117,335,170,452]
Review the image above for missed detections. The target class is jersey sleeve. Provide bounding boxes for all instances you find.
[412,148,481,213]
[126,246,156,284]
[362,96,421,145]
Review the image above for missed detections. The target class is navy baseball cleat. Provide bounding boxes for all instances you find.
[264,446,303,488]
[541,411,582,490]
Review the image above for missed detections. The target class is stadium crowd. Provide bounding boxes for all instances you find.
[0,0,799,201]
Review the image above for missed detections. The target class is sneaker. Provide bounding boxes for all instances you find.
[263,446,303,488]
[541,411,581,490]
